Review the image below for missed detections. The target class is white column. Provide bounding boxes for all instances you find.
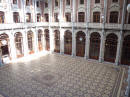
[85,30,90,59]
[50,28,55,52]
[33,28,39,53]
[60,29,65,54]
[71,0,76,56]
[72,32,76,56]
[9,32,17,60]
[115,0,127,65]
[99,32,105,62]
[23,31,29,56]
[115,32,123,65]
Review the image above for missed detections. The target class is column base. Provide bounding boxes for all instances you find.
[71,53,76,57]
[115,62,119,66]
[99,57,104,63]
[84,56,89,60]
[60,52,64,55]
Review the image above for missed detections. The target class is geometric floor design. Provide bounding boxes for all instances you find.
[0,53,128,97]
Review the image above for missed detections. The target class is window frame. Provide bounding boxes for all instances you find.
[78,12,85,22]
[95,0,100,4]
[79,0,84,5]
[109,11,119,23]
[93,12,100,23]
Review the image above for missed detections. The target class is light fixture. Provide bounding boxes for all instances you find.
[1,40,7,45]
[79,37,83,41]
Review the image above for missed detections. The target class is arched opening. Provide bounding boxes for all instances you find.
[27,31,34,54]
[38,29,43,51]
[104,33,118,62]
[64,30,72,55]
[0,34,9,58]
[121,35,130,66]
[15,32,23,58]
[54,30,60,53]
[76,31,86,57]
[44,29,50,51]
[89,32,101,59]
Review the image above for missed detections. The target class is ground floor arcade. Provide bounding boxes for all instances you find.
[0,28,130,66]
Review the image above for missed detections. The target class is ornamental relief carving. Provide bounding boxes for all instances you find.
[92,4,102,12]
[109,3,120,12]
[78,7,85,12]
[65,8,71,12]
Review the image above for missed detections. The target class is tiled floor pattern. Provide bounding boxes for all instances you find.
[0,54,128,97]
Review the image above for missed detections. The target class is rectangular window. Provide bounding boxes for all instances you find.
[37,13,41,22]
[54,13,59,22]
[26,0,30,6]
[95,0,100,3]
[26,13,31,22]
[80,0,84,4]
[13,0,17,4]
[65,13,71,22]
[66,0,70,5]
[93,12,100,23]
[44,14,49,22]
[36,1,40,7]
[109,11,118,23]
[45,2,48,8]
[55,0,59,7]
[78,12,85,22]
[13,12,20,23]
[112,0,118,3]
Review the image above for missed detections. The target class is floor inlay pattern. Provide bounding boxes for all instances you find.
[0,54,128,97]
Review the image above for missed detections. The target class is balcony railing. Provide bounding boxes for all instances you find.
[124,24,130,30]
[88,23,102,28]
[105,23,121,29]
[0,22,129,30]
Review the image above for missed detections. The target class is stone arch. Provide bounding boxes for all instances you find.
[104,33,118,62]
[0,33,10,57]
[89,32,101,60]
[54,30,60,53]
[14,32,24,58]
[27,30,34,54]
[44,29,50,51]
[76,31,86,57]
[64,30,72,55]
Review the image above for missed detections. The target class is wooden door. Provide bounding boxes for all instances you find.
[64,31,72,55]
[76,31,85,57]
[54,30,60,53]
[104,34,118,62]
[89,32,100,60]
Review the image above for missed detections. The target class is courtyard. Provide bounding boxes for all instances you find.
[0,53,128,97]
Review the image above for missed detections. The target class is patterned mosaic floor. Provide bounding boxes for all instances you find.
[0,53,128,97]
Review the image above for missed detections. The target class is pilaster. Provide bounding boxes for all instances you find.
[49,28,55,52]
[23,30,29,56]
[115,31,123,65]
[33,28,39,53]
[99,31,105,63]
[85,30,90,59]
[71,0,76,57]
[60,29,65,54]
[115,0,127,65]
[9,32,17,60]
[72,32,76,56]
